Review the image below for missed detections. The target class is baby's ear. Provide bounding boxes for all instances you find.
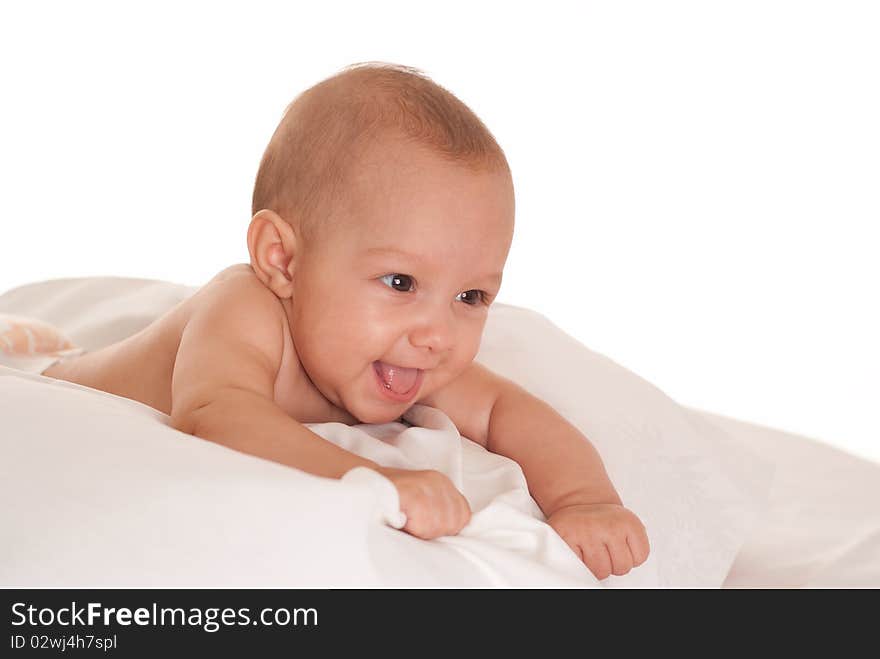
[247,209,297,298]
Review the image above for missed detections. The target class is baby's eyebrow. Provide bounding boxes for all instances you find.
[363,247,502,286]
[363,246,420,261]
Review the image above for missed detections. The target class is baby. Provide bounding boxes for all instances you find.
[41,62,649,580]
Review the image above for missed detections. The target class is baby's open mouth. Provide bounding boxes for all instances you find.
[373,361,421,395]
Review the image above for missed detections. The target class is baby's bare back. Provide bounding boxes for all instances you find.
[42,305,187,416]
[42,265,341,420]
[41,267,245,414]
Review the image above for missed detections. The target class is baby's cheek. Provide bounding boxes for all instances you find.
[460,343,482,368]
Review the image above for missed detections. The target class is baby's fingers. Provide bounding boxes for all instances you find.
[403,504,449,539]
[402,486,470,540]
[627,527,651,567]
[607,538,634,576]
[556,532,585,566]
[437,486,470,535]
[581,543,613,581]
[452,490,472,534]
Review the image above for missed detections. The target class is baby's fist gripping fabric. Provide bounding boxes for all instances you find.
[342,466,408,529]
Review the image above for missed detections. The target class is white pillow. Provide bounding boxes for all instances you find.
[0,277,774,587]
[477,305,774,587]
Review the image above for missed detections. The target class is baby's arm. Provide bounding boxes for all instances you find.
[170,280,377,478]
[169,275,469,539]
[426,362,649,579]
[490,382,649,578]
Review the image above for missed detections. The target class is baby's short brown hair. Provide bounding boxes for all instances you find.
[251,62,510,244]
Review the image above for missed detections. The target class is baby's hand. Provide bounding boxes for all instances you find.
[547,503,650,580]
[376,467,471,540]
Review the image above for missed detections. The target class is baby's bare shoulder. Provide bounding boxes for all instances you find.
[170,264,291,418]
[192,264,279,311]
[182,264,287,366]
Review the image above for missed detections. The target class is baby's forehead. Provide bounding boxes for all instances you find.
[315,139,513,253]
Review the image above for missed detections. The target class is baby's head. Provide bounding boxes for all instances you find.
[247,62,515,424]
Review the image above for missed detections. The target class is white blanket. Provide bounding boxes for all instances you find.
[1,276,780,587]
[338,404,605,587]
[0,366,612,587]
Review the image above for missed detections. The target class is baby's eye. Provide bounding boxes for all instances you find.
[380,274,415,293]
[456,290,488,306]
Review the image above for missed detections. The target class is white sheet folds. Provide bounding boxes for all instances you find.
[2,275,878,587]
[1,366,599,587]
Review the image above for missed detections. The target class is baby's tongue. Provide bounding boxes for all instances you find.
[375,361,418,395]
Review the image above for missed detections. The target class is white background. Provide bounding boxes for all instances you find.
[2,1,877,462]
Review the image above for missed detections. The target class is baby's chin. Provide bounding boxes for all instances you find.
[350,407,408,425]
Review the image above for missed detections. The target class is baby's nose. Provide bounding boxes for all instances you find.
[408,306,455,353]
